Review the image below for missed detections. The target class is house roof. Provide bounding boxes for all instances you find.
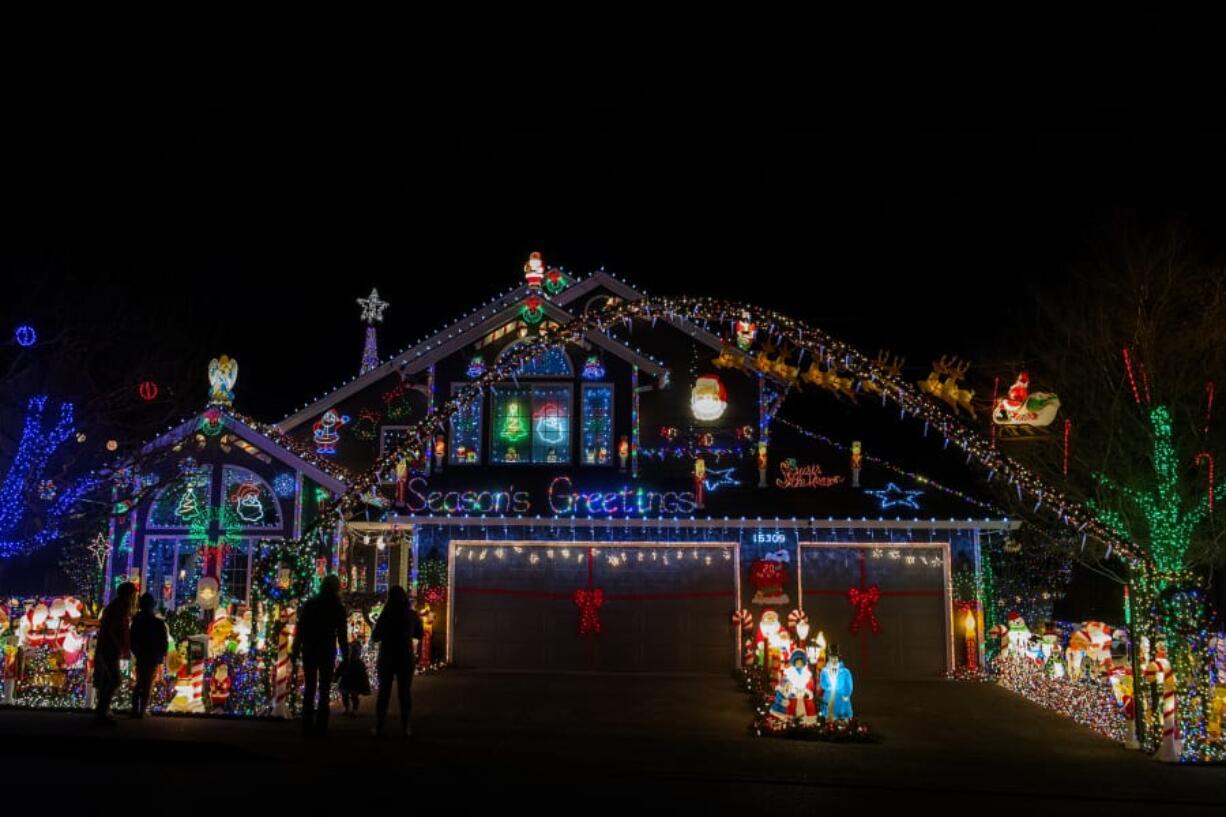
[139,408,350,495]
[276,271,671,433]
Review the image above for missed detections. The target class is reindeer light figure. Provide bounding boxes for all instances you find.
[918,356,976,418]
[802,359,858,402]
[862,350,905,397]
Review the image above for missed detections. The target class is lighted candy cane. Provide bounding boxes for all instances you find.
[273,609,292,718]
[731,609,753,631]
[1062,419,1072,478]
[1196,452,1214,513]
[1206,382,1215,435]
[1122,348,1141,405]
[1144,651,1179,762]
[787,609,808,630]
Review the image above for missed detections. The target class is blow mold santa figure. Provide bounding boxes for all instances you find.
[769,649,818,726]
[754,610,793,685]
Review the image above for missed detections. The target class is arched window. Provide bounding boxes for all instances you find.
[222,466,284,530]
[146,466,213,530]
[496,341,573,377]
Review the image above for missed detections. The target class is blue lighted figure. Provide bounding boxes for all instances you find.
[14,325,36,347]
[820,649,854,720]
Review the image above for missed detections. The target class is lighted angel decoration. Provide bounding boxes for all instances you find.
[208,355,239,406]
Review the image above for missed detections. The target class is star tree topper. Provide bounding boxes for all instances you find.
[358,288,390,325]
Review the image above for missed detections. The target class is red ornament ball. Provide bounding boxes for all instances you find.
[138,381,159,401]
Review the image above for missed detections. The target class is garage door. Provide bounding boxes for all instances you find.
[799,545,949,679]
[451,542,738,673]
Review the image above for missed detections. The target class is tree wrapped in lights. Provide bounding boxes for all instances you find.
[995,226,1226,761]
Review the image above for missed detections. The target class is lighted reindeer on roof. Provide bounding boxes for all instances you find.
[918,355,976,418]
[861,350,905,398]
[801,358,857,402]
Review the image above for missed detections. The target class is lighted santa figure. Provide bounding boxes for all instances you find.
[820,649,854,720]
[769,649,818,726]
[523,251,545,289]
[754,610,793,684]
[992,371,1061,427]
[210,663,232,710]
[312,409,348,454]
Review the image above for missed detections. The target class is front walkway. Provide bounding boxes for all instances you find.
[1,673,1223,810]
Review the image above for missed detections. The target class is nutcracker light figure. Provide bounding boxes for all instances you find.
[694,455,706,510]
[850,441,862,487]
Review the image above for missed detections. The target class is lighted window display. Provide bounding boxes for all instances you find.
[222,467,282,529]
[448,386,483,464]
[220,541,256,603]
[146,467,213,529]
[174,541,201,607]
[499,342,573,377]
[144,538,177,608]
[490,385,572,464]
[581,384,613,465]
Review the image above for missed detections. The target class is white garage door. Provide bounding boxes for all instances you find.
[450,542,739,673]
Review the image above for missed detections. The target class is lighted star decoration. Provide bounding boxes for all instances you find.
[703,467,741,492]
[87,532,112,569]
[358,288,390,324]
[865,482,924,510]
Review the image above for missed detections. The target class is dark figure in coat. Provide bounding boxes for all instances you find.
[93,582,138,724]
[371,585,423,738]
[292,574,348,736]
[129,593,169,718]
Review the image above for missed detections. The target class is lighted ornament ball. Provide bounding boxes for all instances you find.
[690,374,728,421]
[138,381,159,401]
[14,325,36,347]
[75,433,86,444]
[106,440,118,452]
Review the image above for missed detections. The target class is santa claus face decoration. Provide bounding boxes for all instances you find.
[690,375,728,421]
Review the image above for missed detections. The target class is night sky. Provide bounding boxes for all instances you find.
[5,21,1225,425]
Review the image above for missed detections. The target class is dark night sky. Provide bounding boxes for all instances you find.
[4,19,1226,423]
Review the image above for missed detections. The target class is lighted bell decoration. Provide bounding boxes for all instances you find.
[434,435,446,462]
[690,374,728,421]
[277,566,292,590]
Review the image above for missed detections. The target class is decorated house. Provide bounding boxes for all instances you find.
[188,255,1017,680]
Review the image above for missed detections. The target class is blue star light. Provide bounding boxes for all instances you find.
[865,482,924,510]
[703,467,741,492]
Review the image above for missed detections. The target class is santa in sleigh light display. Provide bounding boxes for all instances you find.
[992,371,1060,429]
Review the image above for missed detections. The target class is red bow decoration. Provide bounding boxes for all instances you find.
[202,543,230,577]
[848,584,881,635]
[574,588,604,636]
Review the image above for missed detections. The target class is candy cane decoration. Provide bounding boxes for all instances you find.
[1206,382,1215,435]
[272,608,293,718]
[188,648,206,713]
[1196,452,1214,513]
[1062,419,1072,478]
[787,609,808,630]
[1122,348,1141,405]
[731,609,753,631]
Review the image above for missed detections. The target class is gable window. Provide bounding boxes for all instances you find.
[449,386,483,464]
[490,384,572,464]
[497,341,573,377]
[580,384,614,465]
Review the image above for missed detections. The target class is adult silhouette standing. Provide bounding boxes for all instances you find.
[371,585,423,738]
[292,574,348,736]
[94,582,137,724]
[129,593,169,718]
